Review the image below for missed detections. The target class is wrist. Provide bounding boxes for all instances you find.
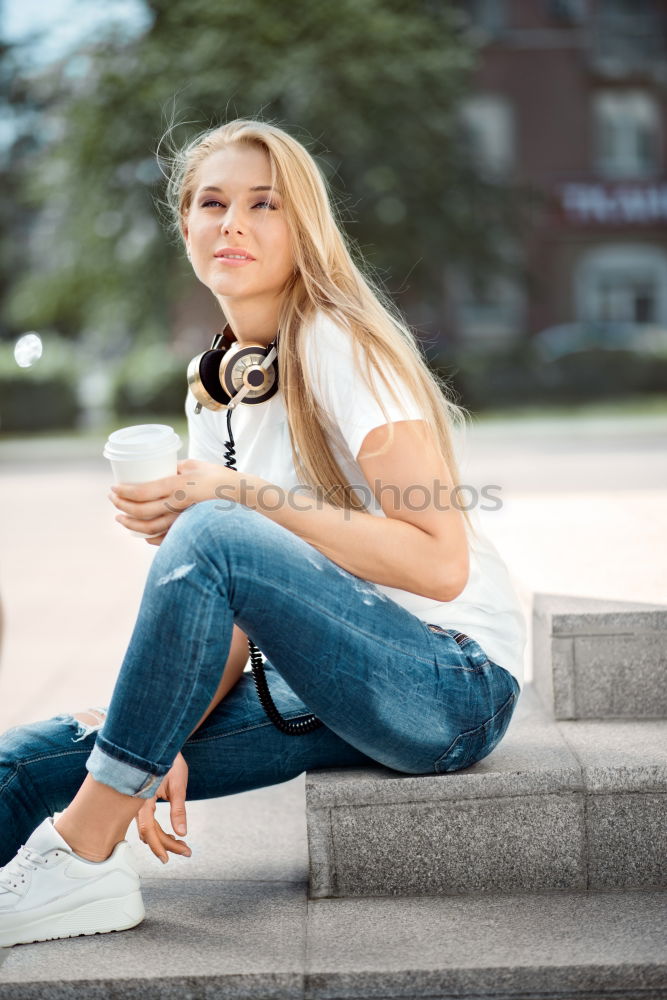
[208,467,240,506]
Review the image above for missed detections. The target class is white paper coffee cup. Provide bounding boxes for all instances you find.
[103,424,183,537]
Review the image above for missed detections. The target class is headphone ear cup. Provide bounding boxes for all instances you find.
[187,349,232,409]
[187,339,279,410]
[220,344,279,405]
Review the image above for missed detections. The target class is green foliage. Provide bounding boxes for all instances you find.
[437,344,667,411]
[112,342,188,417]
[3,0,535,350]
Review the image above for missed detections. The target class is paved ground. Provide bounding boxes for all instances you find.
[0,409,665,731]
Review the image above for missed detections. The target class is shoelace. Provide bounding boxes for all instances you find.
[0,845,56,895]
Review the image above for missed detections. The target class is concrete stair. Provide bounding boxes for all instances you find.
[305,682,667,899]
[297,593,667,997]
[532,593,667,720]
[306,593,667,900]
[2,594,666,999]
[2,875,666,999]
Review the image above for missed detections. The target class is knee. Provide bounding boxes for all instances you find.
[169,497,265,552]
[0,714,100,863]
[69,708,107,742]
[0,717,69,800]
[154,500,275,590]
[0,719,51,770]
[0,709,107,769]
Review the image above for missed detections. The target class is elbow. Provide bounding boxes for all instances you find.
[434,551,470,603]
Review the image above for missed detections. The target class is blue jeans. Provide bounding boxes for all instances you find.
[0,500,520,865]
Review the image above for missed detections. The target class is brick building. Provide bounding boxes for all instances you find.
[446,0,667,351]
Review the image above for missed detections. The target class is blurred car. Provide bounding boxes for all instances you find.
[530,321,667,363]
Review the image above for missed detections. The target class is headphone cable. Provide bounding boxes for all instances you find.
[223,402,324,735]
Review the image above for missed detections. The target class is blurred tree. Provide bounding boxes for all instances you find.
[5,0,535,354]
[0,36,48,341]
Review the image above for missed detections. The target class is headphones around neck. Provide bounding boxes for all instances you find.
[187,323,280,414]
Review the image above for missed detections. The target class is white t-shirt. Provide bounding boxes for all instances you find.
[185,310,526,687]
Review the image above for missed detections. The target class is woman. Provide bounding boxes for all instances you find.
[0,119,526,948]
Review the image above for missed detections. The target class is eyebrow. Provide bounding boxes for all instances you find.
[199,185,277,194]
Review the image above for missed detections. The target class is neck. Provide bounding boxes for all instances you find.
[217,293,283,347]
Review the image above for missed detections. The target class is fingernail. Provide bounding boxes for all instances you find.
[161,857,168,864]
[176,824,186,834]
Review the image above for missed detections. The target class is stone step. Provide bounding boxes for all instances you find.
[532,592,667,719]
[2,741,665,999]
[305,683,667,899]
[2,883,665,999]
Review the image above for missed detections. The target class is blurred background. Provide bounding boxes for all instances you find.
[0,0,666,724]
[1,0,667,431]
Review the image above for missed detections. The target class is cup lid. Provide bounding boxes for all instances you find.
[103,424,182,461]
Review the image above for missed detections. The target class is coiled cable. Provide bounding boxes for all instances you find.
[223,405,323,735]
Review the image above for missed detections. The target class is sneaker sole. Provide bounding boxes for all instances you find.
[0,889,145,947]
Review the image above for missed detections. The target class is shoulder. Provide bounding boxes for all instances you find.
[301,309,366,376]
[302,308,353,350]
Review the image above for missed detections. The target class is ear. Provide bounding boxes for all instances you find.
[181,219,190,257]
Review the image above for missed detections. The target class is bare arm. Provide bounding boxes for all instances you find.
[221,420,470,603]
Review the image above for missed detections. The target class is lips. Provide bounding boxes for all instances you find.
[214,247,256,261]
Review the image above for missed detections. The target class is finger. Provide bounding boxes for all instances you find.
[135,799,158,845]
[159,829,192,858]
[108,494,172,520]
[137,810,185,865]
[153,820,192,862]
[146,532,168,546]
[169,793,188,837]
[136,797,156,819]
[115,511,178,535]
[110,476,177,502]
[144,819,171,864]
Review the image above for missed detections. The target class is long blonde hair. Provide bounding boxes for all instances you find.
[165,118,476,537]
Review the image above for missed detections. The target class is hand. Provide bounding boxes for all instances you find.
[109,459,238,546]
[135,752,192,864]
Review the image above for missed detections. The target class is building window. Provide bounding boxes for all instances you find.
[575,244,667,325]
[593,91,661,179]
[458,0,506,38]
[458,94,515,180]
[590,0,666,78]
[546,0,586,25]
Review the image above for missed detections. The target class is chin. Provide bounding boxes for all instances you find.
[206,276,255,296]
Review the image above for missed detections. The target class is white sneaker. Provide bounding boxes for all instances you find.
[0,816,144,947]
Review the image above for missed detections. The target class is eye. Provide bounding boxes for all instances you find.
[200,198,277,210]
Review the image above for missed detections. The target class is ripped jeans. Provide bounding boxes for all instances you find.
[0,499,520,866]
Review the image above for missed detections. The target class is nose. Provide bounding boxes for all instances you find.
[221,203,245,235]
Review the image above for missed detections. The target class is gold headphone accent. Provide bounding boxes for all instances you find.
[187,325,279,411]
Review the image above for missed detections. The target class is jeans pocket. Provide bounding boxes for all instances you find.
[434,686,519,774]
[425,624,487,673]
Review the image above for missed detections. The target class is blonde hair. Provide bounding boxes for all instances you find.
[164,118,477,538]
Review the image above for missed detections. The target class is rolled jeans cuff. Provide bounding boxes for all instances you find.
[86,736,169,799]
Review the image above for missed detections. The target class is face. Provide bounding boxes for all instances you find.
[183,144,294,309]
